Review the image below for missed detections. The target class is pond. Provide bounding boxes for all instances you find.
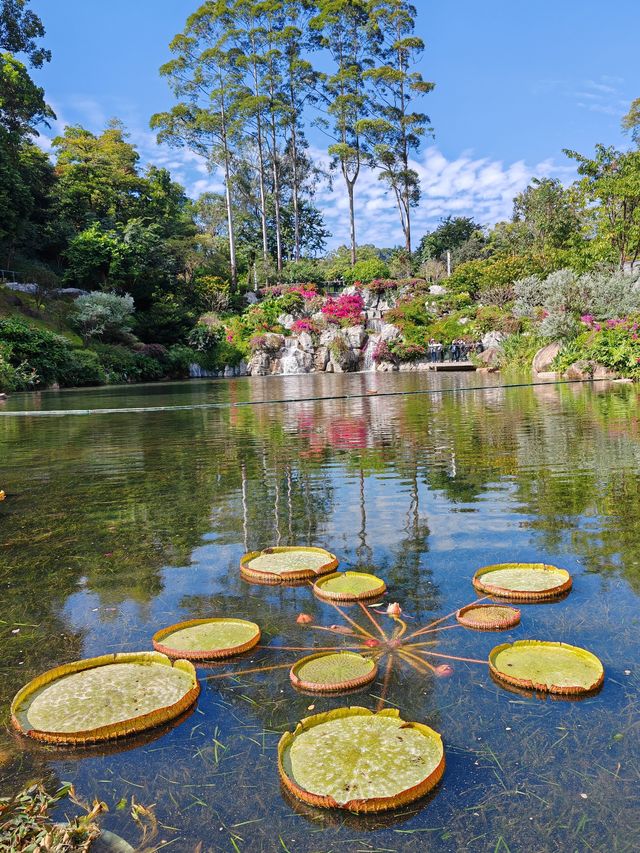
[0,373,639,852]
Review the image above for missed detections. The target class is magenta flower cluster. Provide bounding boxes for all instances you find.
[261,283,318,301]
[291,319,319,335]
[321,292,365,325]
[581,315,640,336]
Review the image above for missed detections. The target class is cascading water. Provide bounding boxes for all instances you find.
[280,339,307,375]
[361,334,380,372]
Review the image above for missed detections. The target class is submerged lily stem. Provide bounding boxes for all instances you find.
[357,601,389,641]
[412,649,488,665]
[203,662,295,680]
[330,602,376,640]
[377,655,394,710]
[399,649,438,675]
[405,597,489,641]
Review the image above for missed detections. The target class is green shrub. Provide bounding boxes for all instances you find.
[342,258,390,285]
[165,345,196,379]
[448,255,546,298]
[554,320,640,378]
[57,350,106,387]
[72,292,135,341]
[0,318,73,387]
[90,343,164,383]
[498,333,546,372]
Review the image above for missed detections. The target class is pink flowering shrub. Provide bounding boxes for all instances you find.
[372,339,396,364]
[321,292,365,326]
[261,283,318,301]
[555,314,640,378]
[291,319,319,336]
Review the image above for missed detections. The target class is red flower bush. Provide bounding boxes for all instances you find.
[291,319,319,336]
[321,292,365,326]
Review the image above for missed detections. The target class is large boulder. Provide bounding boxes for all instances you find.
[297,331,315,353]
[314,346,330,371]
[263,333,285,353]
[278,313,296,330]
[247,351,273,376]
[533,341,562,375]
[482,331,506,350]
[565,360,618,381]
[380,322,401,342]
[477,347,501,372]
[376,360,399,372]
[345,325,367,349]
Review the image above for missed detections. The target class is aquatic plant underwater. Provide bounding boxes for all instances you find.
[9,547,605,816]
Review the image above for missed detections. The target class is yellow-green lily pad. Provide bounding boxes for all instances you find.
[278,707,445,812]
[290,652,377,693]
[11,652,199,745]
[153,618,261,660]
[473,563,572,600]
[240,546,338,585]
[489,640,604,695]
[313,571,386,602]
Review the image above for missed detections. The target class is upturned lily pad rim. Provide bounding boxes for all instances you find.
[473,563,572,601]
[152,617,261,660]
[313,571,387,602]
[240,546,339,585]
[456,603,521,631]
[289,652,378,693]
[489,639,605,695]
[278,706,445,813]
[11,652,199,745]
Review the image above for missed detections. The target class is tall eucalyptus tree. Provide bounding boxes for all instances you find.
[310,0,378,266]
[151,3,247,291]
[362,0,434,254]
[280,0,322,262]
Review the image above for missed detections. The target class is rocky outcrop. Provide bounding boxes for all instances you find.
[476,347,501,373]
[564,361,619,381]
[533,341,561,377]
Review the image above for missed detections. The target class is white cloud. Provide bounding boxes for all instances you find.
[310,144,574,248]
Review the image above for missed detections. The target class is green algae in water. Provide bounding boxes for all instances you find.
[281,709,444,808]
[314,571,386,600]
[489,640,604,694]
[19,662,195,734]
[291,652,376,691]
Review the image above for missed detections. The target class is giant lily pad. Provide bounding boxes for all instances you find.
[290,652,377,693]
[278,707,445,813]
[153,618,261,661]
[473,563,572,601]
[240,546,338,585]
[11,652,199,745]
[313,571,386,602]
[456,603,521,631]
[489,640,604,695]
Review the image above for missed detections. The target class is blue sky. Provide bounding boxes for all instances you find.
[30,0,639,249]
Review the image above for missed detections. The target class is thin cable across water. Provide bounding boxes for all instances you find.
[0,378,621,418]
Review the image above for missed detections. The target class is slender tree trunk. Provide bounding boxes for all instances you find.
[219,101,237,291]
[290,113,301,262]
[347,176,357,266]
[256,116,269,264]
[270,112,283,273]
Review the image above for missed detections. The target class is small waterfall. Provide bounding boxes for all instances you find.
[280,338,307,375]
[362,334,380,372]
[189,363,218,378]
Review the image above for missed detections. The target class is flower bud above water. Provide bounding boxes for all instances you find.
[296,613,313,624]
[386,602,402,618]
[435,664,454,677]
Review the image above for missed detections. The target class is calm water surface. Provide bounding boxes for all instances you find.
[0,373,638,852]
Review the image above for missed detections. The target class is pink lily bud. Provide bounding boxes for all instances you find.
[435,664,454,677]
[296,613,313,624]
[386,602,402,618]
